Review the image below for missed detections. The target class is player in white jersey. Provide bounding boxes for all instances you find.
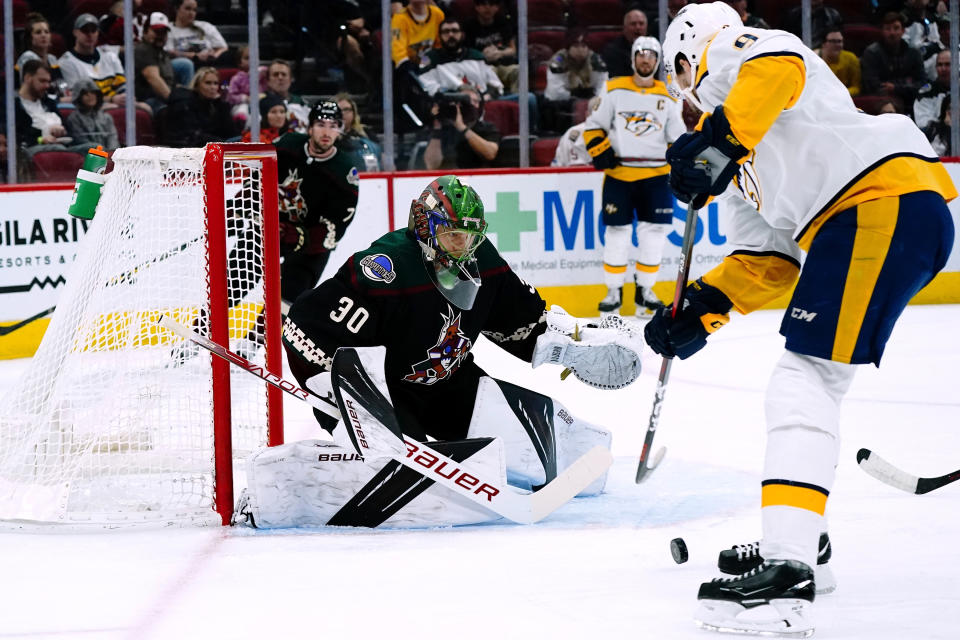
[583,36,687,318]
[552,97,600,167]
[644,3,956,637]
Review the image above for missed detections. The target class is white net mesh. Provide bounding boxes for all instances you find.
[0,146,275,526]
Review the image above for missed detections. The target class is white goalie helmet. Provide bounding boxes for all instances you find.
[663,1,742,109]
[630,36,662,79]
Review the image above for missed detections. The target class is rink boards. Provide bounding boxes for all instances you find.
[2,164,959,358]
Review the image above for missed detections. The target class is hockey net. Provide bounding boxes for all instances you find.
[0,144,283,527]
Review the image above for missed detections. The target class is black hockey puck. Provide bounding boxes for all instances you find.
[670,537,689,564]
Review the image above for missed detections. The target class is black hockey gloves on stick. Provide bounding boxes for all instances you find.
[644,278,733,360]
[857,448,960,494]
[666,105,748,209]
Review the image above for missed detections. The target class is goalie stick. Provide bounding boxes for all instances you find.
[158,315,613,524]
[856,448,960,494]
[635,203,702,483]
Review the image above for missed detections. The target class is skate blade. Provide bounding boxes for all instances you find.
[694,599,814,638]
[598,310,621,318]
[814,564,836,595]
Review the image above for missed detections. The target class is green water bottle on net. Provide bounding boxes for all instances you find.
[68,145,110,220]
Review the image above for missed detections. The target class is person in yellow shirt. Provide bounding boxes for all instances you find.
[818,29,861,96]
[391,0,445,69]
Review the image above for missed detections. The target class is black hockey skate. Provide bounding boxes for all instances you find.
[634,285,664,319]
[597,286,622,315]
[718,532,835,594]
[695,560,816,638]
[231,489,257,527]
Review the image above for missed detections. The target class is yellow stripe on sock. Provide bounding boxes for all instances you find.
[832,197,898,363]
[603,263,628,274]
[761,482,828,515]
[634,263,659,274]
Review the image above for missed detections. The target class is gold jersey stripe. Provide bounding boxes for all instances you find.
[635,262,659,273]
[702,251,800,315]
[723,54,806,151]
[605,77,675,99]
[762,482,828,515]
[831,197,899,363]
[603,263,628,274]
[798,155,958,250]
[604,164,670,181]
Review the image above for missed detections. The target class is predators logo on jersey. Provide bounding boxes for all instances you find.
[618,111,662,136]
[732,150,763,211]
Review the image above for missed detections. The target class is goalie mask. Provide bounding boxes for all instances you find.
[408,175,488,310]
[631,36,662,80]
[662,2,742,111]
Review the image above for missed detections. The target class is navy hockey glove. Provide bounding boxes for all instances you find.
[666,105,749,208]
[279,221,307,256]
[643,279,733,360]
[587,136,618,171]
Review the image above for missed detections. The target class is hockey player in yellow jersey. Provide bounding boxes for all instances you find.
[644,2,956,636]
[583,36,687,319]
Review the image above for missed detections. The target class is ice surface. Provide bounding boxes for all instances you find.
[0,306,957,639]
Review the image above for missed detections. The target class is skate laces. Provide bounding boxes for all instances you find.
[733,541,761,561]
[713,561,769,583]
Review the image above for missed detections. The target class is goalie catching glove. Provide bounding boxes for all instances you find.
[532,305,644,390]
[644,278,732,360]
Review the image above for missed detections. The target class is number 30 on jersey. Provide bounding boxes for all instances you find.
[330,296,369,333]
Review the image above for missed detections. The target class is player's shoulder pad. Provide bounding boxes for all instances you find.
[351,229,432,290]
[606,75,638,92]
[274,131,308,152]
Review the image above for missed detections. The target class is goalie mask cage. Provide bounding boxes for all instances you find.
[0,144,283,528]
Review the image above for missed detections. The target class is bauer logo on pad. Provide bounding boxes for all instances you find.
[360,254,397,283]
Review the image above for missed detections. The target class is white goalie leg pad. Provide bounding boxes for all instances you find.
[633,221,668,289]
[761,350,856,568]
[243,439,505,529]
[467,377,612,496]
[532,305,645,390]
[602,224,631,289]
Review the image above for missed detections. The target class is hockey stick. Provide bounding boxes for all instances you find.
[856,448,960,494]
[158,315,613,524]
[0,306,56,336]
[104,235,204,287]
[635,203,700,483]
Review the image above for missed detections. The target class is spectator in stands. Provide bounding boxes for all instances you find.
[263,59,310,132]
[334,92,382,171]
[163,67,237,147]
[424,84,500,169]
[903,0,945,81]
[922,94,950,155]
[66,79,119,151]
[99,0,149,55]
[552,96,601,167]
[818,29,861,96]
[603,9,648,78]
[16,13,62,89]
[336,10,380,96]
[463,0,519,94]
[783,0,843,48]
[877,98,900,113]
[135,12,176,113]
[391,0,444,70]
[915,49,951,128]
[59,14,129,109]
[419,18,504,98]
[226,45,267,121]
[15,60,86,159]
[861,12,926,111]
[167,0,231,69]
[545,30,608,102]
[241,95,288,143]
[723,0,770,28]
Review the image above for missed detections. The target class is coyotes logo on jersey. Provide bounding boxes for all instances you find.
[403,306,472,385]
[279,169,307,221]
[618,111,663,136]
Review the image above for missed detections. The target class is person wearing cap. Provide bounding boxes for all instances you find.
[58,13,128,107]
[134,12,177,113]
[272,101,364,303]
[545,29,609,103]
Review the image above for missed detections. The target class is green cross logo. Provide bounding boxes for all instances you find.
[484,191,537,252]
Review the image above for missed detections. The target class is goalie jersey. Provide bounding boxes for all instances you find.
[282,229,547,439]
[583,77,687,182]
[691,26,957,313]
